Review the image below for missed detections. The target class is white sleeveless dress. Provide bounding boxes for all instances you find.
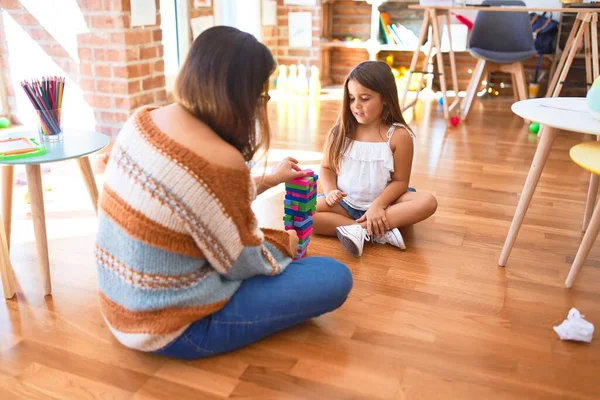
[337,123,415,211]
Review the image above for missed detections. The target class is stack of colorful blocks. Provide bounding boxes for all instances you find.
[283,170,318,259]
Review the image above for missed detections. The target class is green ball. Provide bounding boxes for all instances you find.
[0,117,10,129]
[529,122,540,134]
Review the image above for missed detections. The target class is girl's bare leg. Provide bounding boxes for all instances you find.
[313,197,355,236]
[313,192,437,236]
[383,191,437,229]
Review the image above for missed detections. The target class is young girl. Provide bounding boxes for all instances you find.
[313,61,437,257]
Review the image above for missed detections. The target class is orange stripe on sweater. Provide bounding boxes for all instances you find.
[133,108,279,249]
[98,292,229,334]
[100,186,204,258]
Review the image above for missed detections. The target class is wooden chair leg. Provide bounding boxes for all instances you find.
[566,188,600,288]
[499,126,557,266]
[461,59,486,120]
[2,165,13,250]
[583,135,600,231]
[513,63,531,124]
[0,213,15,299]
[514,63,528,101]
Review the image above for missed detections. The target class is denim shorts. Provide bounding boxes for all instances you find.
[318,187,416,220]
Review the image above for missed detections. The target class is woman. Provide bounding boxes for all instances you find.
[95,26,352,359]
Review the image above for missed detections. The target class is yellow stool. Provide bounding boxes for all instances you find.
[566,141,600,288]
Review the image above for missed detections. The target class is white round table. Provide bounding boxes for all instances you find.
[0,129,110,298]
[499,98,600,267]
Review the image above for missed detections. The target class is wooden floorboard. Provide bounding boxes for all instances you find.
[1,95,599,399]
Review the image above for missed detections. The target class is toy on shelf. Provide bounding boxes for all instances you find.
[283,169,318,260]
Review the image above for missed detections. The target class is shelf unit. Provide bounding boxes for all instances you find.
[321,0,423,84]
[320,0,475,89]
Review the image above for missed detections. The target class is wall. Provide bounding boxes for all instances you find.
[0,0,220,135]
[273,0,322,68]
[0,0,168,136]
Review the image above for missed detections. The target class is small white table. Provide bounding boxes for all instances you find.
[499,97,600,267]
[0,129,110,298]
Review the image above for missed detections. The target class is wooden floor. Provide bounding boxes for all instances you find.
[1,93,600,399]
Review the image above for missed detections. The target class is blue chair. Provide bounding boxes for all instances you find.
[461,0,538,120]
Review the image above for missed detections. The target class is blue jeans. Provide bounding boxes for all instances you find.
[154,257,352,360]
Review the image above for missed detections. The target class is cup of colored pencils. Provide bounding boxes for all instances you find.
[21,77,65,142]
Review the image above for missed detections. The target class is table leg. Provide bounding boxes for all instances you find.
[581,14,599,232]
[430,9,449,123]
[592,13,599,80]
[2,165,13,250]
[551,15,589,98]
[77,157,99,214]
[566,192,600,288]
[402,9,430,110]
[25,165,51,296]
[445,11,460,113]
[584,22,592,90]
[0,212,15,299]
[498,126,557,267]
[546,16,581,97]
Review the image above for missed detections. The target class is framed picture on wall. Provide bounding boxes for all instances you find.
[194,0,212,7]
[288,12,312,48]
[284,0,316,5]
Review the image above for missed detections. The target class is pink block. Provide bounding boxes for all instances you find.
[284,226,294,231]
[302,169,315,176]
[288,189,317,199]
[297,227,313,240]
[289,177,311,186]
[290,205,299,211]
[293,216,305,221]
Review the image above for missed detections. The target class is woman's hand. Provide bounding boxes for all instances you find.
[288,229,299,255]
[271,157,307,185]
[325,189,347,207]
[356,205,389,238]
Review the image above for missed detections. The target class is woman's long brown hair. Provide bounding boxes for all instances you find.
[326,61,409,173]
[174,26,275,162]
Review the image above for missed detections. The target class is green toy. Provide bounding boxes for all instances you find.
[0,117,10,129]
[529,122,540,134]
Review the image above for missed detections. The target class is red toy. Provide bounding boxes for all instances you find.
[450,116,460,127]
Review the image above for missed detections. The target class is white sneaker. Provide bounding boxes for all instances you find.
[335,224,370,257]
[373,228,406,250]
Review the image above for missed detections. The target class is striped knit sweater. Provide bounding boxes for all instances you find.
[95,106,294,352]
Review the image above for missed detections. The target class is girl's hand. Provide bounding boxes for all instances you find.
[288,229,299,255]
[271,157,307,184]
[325,189,347,206]
[357,206,389,238]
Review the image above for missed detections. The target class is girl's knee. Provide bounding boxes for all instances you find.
[421,193,438,216]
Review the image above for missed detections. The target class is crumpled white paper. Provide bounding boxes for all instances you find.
[553,308,594,343]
